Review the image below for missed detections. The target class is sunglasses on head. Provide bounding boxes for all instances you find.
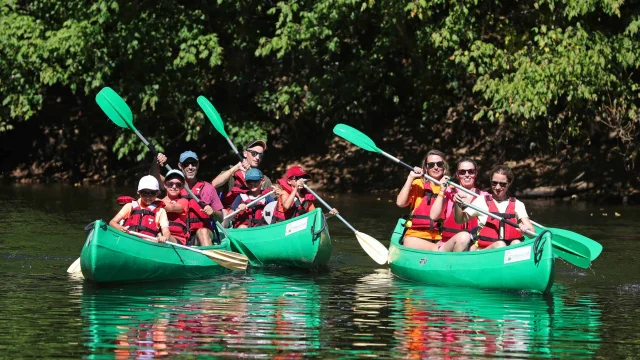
[165,181,183,189]
[181,160,198,167]
[457,169,476,176]
[247,150,265,159]
[139,190,158,197]
[491,181,509,188]
[426,161,445,169]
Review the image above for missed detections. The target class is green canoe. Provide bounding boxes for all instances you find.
[80,220,231,284]
[388,218,555,293]
[227,208,332,268]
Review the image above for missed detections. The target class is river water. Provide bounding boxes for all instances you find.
[1,184,639,358]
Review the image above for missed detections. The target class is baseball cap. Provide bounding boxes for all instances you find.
[165,169,185,181]
[244,140,267,151]
[138,175,160,191]
[179,151,198,163]
[245,168,263,181]
[285,165,310,179]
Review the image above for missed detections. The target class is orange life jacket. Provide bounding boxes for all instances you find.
[407,182,444,231]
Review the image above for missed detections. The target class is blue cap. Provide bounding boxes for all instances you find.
[179,151,198,163]
[245,168,263,181]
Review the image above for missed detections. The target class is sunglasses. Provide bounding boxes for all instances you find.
[181,161,198,168]
[165,181,183,189]
[457,169,476,176]
[491,181,509,188]
[426,161,445,169]
[289,176,308,180]
[247,150,265,159]
[139,190,158,197]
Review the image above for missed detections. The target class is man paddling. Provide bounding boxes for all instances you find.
[211,139,273,208]
[152,151,224,246]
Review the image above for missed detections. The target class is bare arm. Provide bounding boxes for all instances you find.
[212,163,240,188]
[429,176,450,219]
[109,204,132,232]
[282,185,299,210]
[163,200,185,213]
[396,167,423,208]
[519,217,536,239]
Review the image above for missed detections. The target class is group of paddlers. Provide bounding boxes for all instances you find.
[108,139,534,252]
[396,149,535,252]
[108,140,337,247]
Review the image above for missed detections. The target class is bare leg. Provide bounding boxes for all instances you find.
[509,239,522,246]
[485,241,507,250]
[237,224,248,229]
[196,228,213,246]
[403,236,440,251]
[439,232,472,252]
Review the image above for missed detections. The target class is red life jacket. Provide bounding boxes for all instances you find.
[440,188,481,242]
[232,193,268,228]
[476,195,524,248]
[165,198,188,245]
[221,170,249,207]
[123,200,165,237]
[408,181,444,231]
[272,178,316,223]
[179,181,214,233]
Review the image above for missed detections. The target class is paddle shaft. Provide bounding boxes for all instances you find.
[129,230,216,255]
[302,185,357,233]
[224,190,276,220]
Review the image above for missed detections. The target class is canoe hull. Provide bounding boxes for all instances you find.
[388,218,555,293]
[228,208,332,268]
[80,220,231,284]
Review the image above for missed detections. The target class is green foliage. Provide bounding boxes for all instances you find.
[0,0,638,170]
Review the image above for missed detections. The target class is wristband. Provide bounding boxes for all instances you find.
[228,169,234,176]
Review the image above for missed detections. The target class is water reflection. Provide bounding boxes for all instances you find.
[353,269,602,359]
[79,272,322,358]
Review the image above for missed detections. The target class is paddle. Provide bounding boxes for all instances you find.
[127,230,248,271]
[223,190,276,220]
[302,184,389,265]
[333,123,599,265]
[66,257,82,274]
[459,200,591,268]
[94,87,250,264]
[197,96,244,161]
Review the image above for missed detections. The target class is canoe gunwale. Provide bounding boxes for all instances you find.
[388,218,555,293]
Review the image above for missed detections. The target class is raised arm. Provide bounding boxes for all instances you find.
[396,167,423,208]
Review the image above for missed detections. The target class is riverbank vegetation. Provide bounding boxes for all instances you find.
[1,0,638,201]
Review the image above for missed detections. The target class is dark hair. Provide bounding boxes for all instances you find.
[489,165,514,184]
[421,149,449,176]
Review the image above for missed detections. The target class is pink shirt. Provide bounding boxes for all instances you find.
[197,181,224,211]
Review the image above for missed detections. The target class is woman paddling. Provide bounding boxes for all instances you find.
[428,159,486,252]
[109,175,173,243]
[395,150,449,251]
[453,165,535,250]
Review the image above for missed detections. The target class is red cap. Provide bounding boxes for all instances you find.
[285,165,310,179]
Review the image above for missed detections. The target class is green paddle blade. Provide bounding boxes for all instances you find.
[96,87,136,130]
[197,96,228,138]
[333,124,382,153]
[548,227,602,261]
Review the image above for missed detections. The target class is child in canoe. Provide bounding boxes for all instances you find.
[271,165,338,222]
[226,168,277,228]
[109,175,173,243]
[160,170,190,245]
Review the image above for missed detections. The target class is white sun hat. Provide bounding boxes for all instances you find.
[138,175,160,191]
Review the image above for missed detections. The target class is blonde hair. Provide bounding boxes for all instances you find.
[421,149,449,176]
